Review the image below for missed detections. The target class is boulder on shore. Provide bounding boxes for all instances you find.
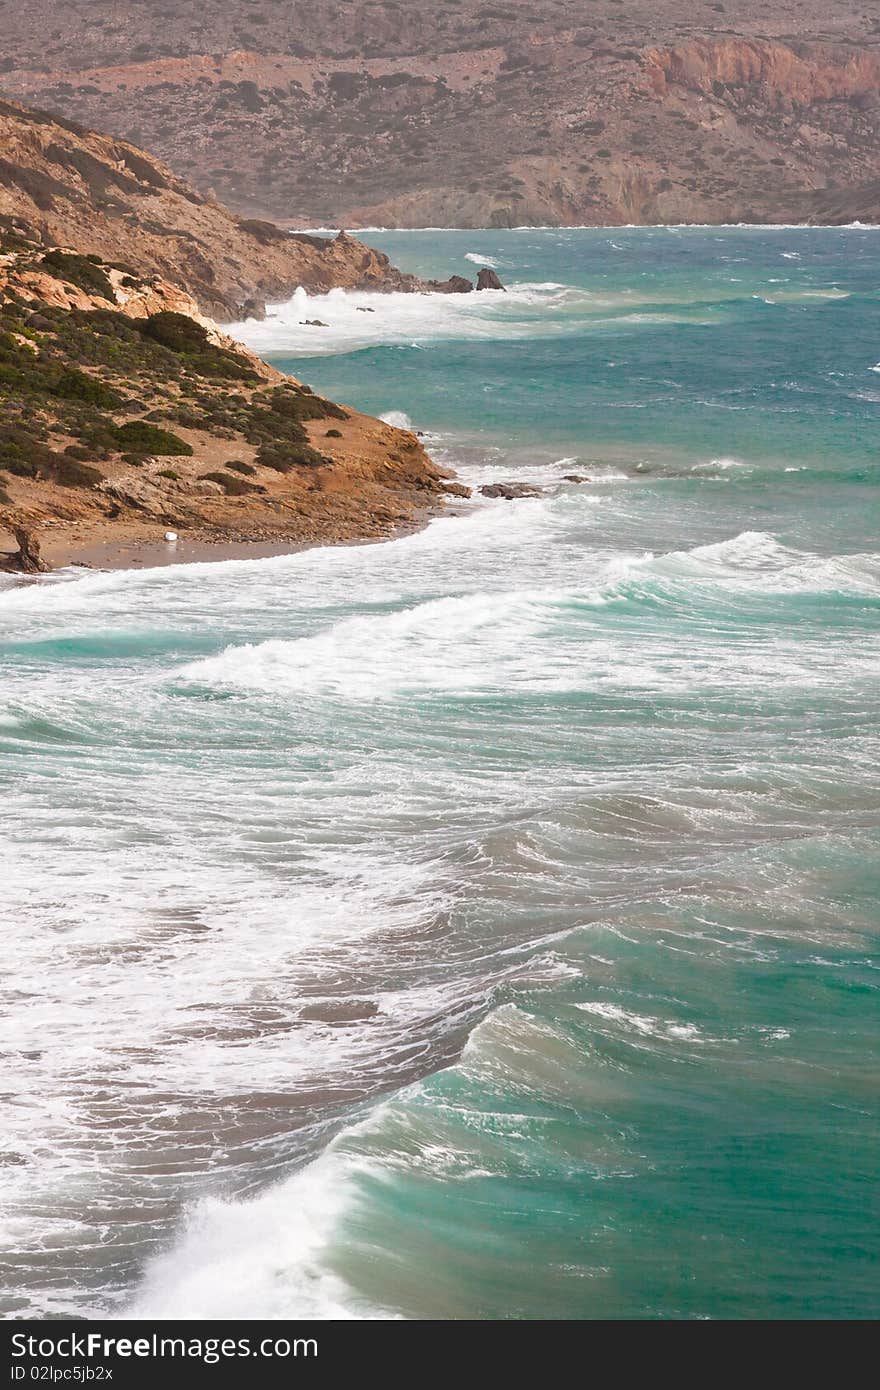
[476,267,506,291]
[0,525,50,574]
[479,482,543,500]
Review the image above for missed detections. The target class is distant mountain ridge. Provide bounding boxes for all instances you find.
[0,0,878,226]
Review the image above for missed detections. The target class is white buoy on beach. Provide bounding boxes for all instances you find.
[164,531,178,542]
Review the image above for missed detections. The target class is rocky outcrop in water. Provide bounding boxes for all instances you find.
[427,268,507,294]
[479,483,542,500]
[426,275,475,294]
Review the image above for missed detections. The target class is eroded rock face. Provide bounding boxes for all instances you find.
[476,268,505,291]
[644,39,880,110]
[0,524,50,573]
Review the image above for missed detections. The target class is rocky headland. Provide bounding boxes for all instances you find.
[0,218,471,573]
[0,99,431,320]
[0,98,501,320]
[0,93,509,573]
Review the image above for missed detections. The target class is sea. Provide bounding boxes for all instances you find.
[1,227,878,1320]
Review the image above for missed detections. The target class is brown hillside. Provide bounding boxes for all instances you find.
[0,97,426,318]
[0,1,877,225]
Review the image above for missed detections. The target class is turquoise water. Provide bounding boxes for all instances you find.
[1,229,878,1319]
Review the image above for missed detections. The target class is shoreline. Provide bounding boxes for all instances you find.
[285,221,880,234]
[2,503,455,576]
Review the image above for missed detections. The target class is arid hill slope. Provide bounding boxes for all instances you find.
[0,98,426,318]
[1,1,878,225]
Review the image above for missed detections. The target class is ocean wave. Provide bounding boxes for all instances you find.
[379,409,415,431]
[231,282,579,357]
[464,252,503,268]
[576,1001,704,1041]
[175,529,880,703]
[760,287,850,305]
[659,531,880,595]
[125,1144,385,1320]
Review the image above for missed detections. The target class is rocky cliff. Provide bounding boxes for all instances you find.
[645,39,880,109]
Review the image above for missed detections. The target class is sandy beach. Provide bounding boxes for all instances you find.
[1,504,453,575]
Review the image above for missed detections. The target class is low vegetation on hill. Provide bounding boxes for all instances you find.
[1,1,877,226]
[0,222,458,568]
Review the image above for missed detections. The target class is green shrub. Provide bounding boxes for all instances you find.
[49,366,122,408]
[111,421,193,456]
[0,421,104,486]
[137,312,259,382]
[0,428,60,478]
[223,459,256,475]
[140,311,210,353]
[257,441,326,471]
[325,428,343,438]
[41,251,115,302]
[200,470,264,495]
[270,386,348,422]
[247,411,307,447]
[56,457,104,488]
[158,468,180,480]
[68,415,119,452]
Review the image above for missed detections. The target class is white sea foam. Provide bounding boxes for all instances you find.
[172,526,880,705]
[231,282,577,357]
[5,226,879,1320]
[761,287,850,304]
[464,252,503,268]
[126,1146,385,1320]
[379,409,414,431]
[693,456,750,472]
[576,1002,703,1041]
[661,531,880,596]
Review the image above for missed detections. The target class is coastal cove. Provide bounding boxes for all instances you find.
[1,227,878,1321]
